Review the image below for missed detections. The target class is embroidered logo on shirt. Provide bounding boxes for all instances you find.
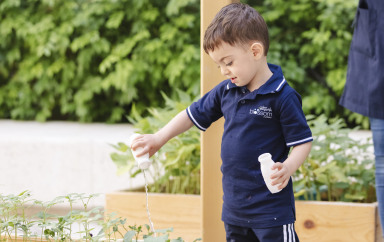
[249,106,272,118]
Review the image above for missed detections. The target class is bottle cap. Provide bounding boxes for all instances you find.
[258,153,272,162]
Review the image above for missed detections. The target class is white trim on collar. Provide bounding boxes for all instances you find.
[276,78,286,91]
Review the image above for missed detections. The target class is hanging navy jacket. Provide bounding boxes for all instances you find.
[339,0,384,119]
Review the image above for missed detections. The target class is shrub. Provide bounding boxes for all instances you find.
[245,0,369,128]
[111,90,200,195]
[0,0,200,122]
[293,114,375,202]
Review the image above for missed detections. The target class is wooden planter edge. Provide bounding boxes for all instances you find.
[295,200,382,242]
[105,192,202,242]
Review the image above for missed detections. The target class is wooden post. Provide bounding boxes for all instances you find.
[200,0,239,241]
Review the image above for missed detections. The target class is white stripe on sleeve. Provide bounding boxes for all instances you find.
[287,137,313,146]
[187,107,206,131]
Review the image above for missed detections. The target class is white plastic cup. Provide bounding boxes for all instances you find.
[258,153,282,194]
[129,133,151,170]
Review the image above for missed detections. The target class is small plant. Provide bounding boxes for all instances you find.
[0,191,190,241]
[293,114,375,202]
[111,90,200,195]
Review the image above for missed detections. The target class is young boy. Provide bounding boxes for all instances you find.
[131,3,312,241]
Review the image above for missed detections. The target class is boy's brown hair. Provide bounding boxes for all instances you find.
[203,3,269,56]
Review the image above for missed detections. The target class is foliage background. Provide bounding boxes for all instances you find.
[245,0,367,128]
[294,115,375,202]
[0,0,200,122]
[0,0,368,128]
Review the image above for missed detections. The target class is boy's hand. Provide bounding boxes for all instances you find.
[130,110,194,159]
[270,162,292,190]
[269,142,312,190]
[130,133,164,158]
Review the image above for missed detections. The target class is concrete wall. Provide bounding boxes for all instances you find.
[0,120,142,207]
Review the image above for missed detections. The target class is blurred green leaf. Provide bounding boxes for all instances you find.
[293,114,375,202]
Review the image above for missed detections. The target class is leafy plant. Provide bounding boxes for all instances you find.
[0,191,193,241]
[293,114,375,202]
[111,90,200,195]
[244,0,369,128]
[0,0,200,122]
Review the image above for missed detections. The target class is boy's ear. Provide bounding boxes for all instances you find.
[250,42,264,60]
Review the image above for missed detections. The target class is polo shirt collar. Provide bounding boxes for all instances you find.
[259,64,286,94]
[225,63,286,95]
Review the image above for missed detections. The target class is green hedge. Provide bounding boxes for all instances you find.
[0,0,369,128]
[0,0,200,122]
[246,0,368,128]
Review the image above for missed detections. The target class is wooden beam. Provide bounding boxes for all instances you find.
[200,0,239,241]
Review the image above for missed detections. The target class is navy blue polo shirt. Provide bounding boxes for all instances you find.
[187,64,313,228]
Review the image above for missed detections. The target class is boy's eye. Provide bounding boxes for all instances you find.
[225,62,233,66]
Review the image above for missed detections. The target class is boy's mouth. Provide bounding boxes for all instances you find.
[231,77,237,83]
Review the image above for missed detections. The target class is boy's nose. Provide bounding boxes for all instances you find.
[221,67,230,76]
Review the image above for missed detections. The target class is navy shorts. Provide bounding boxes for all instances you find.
[225,223,299,242]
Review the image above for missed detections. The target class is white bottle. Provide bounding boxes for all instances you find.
[258,153,282,194]
[129,133,151,170]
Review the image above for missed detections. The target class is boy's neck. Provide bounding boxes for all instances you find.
[247,60,273,92]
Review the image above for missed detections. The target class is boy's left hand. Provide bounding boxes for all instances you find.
[270,162,291,190]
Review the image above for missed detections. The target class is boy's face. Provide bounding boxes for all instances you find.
[208,41,262,90]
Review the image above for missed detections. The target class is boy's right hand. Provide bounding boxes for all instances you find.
[130,110,194,158]
[130,133,164,158]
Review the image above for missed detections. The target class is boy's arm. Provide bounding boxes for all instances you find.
[270,141,312,190]
[130,110,194,157]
